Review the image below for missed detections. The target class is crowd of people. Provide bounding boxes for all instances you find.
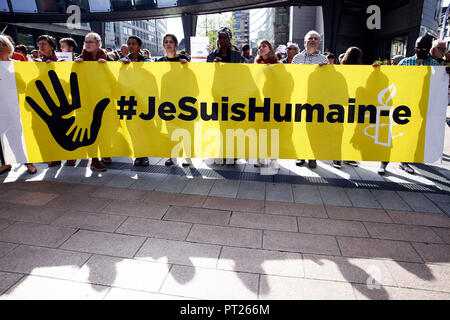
[0,26,448,177]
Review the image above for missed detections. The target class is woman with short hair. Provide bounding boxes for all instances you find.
[157,34,191,167]
[35,34,58,62]
[120,35,151,167]
[75,32,113,171]
[255,40,278,65]
[254,40,279,170]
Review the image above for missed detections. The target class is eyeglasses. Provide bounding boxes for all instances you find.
[308,37,319,40]
[286,47,296,50]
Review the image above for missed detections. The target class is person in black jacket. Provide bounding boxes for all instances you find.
[206,27,245,64]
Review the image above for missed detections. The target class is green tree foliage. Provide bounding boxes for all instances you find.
[196,13,237,50]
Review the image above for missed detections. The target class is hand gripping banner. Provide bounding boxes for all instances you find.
[0,61,447,164]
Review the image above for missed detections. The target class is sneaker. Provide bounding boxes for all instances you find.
[165,158,175,166]
[270,159,280,170]
[332,160,342,169]
[308,160,317,169]
[378,162,388,175]
[399,162,414,174]
[102,157,112,164]
[296,159,306,167]
[48,161,61,167]
[344,161,359,167]
[140,157,149,167]
[90,158,107,171]
[0,164,12,175]
[26,163,37,174]
[133,158,142,166]
[66,160,76,166]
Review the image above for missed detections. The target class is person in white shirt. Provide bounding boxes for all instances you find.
[291,30,328,169]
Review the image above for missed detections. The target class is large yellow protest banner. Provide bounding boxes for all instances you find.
[0,61,447,164]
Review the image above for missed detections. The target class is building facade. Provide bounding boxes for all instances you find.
[232,10,250,50]
[108,19,167,55]
[249,8,275,55]
[289,6,324,52]
[1,22,91,54]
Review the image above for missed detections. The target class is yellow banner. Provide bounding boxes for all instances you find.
[9,61,447,163]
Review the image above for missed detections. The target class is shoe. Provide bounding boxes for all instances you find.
[102,157,112,164]
[0,164,12,175]
[308,160,317,169]
[66,160,76,166]
[134,158,142,166]
[399,162,414,174]
[270,159,280,170]
[90,158,107,171]
[165,158,174,166]
[344,161,359,167]
[378,162,388,175]
[140,157,149,167]
[26,163,37,174]
[332,160,342,169]
[48,161,61,167]
[254,162,264,168]
[182,162,191,167]
[296,160,306,167]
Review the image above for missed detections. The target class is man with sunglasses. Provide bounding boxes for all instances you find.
[282,42,299,64]
[292,30,328,169]
[430,39,449,66]
[379,34,439,176]
[398,33,439,66]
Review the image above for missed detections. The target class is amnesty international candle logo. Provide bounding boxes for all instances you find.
[364,84,406,147]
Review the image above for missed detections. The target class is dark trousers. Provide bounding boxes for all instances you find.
[0,142,5,166]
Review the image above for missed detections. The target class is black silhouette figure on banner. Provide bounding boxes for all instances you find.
[25,70,110,151]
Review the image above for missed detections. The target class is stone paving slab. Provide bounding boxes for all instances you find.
[160,265,259,300]
[0,275,109,299]
[0,245,90,279]
[71,255,170,293]
[135,238,221,268]
[0,222,77,248]
[60,230,146,258]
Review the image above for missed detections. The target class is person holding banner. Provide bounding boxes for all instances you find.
[282,42,299,64]
[377,34,438,175]
[254,40,280,170]
[59,37,79,61]
[0,35,36,174]
[75,32,113,172]
[206,28,244,64]
[157,34,192,167]
[35,35,59,63]
[120,35,152,167]
[207,28,244,167]
[292,30,329,169]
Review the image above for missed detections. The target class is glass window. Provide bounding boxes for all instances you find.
[37,0,61,13]
[157,0,177,8]
[134,0,157,10]
[10,0,38,13]
[110,0,133,11]
[0,0,9,12]
[88,0,110,12]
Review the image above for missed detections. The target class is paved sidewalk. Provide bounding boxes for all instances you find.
[0,128,449,299]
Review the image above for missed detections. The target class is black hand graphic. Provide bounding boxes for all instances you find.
[26,70,110,151]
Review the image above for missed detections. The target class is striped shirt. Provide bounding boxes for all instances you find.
[397,54,439,66]
[291,50,329,65]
